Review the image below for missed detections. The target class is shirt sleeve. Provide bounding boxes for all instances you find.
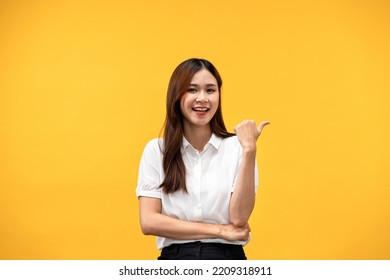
[136,139,162,199]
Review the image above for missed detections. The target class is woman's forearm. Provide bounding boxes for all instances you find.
[141,212,222,240]
[229,149,256,227]
[139,197,249,241]
[230,119,269,227]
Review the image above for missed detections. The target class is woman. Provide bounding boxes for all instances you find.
[136,58,269,260]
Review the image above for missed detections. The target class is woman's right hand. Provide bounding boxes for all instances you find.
[219,224,250,241]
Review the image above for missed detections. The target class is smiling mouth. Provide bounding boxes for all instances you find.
[192,107,209,112]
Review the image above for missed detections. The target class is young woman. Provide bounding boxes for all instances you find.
[136,58,269,260]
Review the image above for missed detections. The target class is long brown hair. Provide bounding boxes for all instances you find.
[160,58,234,193]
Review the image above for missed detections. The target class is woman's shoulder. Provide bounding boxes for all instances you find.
[221,135,240,146]
[143,138,163,155]
[145,137,163,146]
[218,135,241,153]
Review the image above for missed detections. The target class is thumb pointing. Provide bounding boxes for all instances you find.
[257,121,271,134]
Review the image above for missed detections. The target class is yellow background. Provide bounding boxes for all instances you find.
[1,0,389,259]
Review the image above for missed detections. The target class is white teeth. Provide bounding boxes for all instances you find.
[193,108,208,112]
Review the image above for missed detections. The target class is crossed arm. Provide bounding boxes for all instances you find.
[139,197,250,241]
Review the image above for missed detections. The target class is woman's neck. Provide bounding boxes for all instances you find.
[183,125,212,152]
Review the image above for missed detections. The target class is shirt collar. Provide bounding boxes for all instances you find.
[182,133,222,151]
[208,133,222,150]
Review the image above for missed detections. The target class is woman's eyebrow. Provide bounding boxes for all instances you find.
[188,83,217,87]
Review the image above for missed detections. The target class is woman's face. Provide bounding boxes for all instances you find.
[180,68,219,131]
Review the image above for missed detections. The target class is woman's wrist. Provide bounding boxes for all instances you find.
[241,148,257,160]
[213,224,224,239]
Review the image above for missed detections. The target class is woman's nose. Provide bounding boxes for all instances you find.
[196,91,208,102]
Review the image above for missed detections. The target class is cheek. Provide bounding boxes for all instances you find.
[181,94,195,108]
[180,96,189,113]
[211,94,220,107]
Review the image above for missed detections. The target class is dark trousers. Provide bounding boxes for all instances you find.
[158,241,247,260]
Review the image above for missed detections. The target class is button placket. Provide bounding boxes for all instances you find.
[194,151,202,217]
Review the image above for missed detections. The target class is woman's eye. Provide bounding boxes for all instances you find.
[187,88,197,93]
[207,89,216,93]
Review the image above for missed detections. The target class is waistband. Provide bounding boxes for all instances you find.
[164,241,243,251]
[159,241,246,260]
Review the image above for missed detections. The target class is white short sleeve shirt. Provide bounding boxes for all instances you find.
[136,134,258,250]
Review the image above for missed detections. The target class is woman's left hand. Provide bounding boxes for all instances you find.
[233,120,270,152]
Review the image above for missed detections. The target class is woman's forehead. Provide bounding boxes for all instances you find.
[190,69,217,85]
